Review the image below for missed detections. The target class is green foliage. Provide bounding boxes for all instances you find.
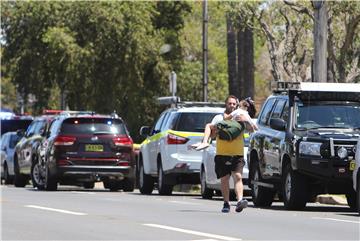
[1,1,191,141]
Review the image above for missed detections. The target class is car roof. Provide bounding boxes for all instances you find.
[175,106,224,113]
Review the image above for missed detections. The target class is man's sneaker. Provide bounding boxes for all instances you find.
[235,199,248,213]
[195,143,210,151]
[221,202,230,213]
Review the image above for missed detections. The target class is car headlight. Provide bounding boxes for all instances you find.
[337,146,348,159]
[299,141,322,156]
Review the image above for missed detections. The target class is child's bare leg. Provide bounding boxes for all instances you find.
[202,123,213,144]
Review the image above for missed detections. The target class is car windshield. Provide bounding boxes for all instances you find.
[174,112,219,132]
[61,118,127,135]
[295,102,360,130]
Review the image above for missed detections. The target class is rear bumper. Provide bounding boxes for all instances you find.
[57,166,134,180]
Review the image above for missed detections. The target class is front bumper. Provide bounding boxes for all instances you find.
[297,156,353,181]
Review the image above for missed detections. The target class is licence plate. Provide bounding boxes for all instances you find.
[85,144,103,152]
[349,160,356,171]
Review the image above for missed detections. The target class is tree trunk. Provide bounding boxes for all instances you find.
[226,15,238,98]
[244,27,255,99]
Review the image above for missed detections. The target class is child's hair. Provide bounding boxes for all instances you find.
[244,97,256,118]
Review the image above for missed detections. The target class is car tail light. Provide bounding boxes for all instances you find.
[57,160,71,166]
[113,136,133,147]
[54,135,76,146]
[167,133,189,145]
[117,161,129,166]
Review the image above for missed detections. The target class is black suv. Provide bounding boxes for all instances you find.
[37,113,135,191]
[248,82,360,210]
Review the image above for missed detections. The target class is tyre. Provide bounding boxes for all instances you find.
[138,160,154,195]
[346,190,357,211]
[3,163,14,185]
[250,162,275,207]
[122,178,135,192]
[44,165,57,191]
[31,162,46,190]
[83,182,95,189]
[200,168,213,199]
[103,181,121,191]
[282,163,308,210]
[157,163,173,195]
[14,158,27,188]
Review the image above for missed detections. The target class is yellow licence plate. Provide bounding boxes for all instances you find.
[85,144,103,152]
[349,160,356,171]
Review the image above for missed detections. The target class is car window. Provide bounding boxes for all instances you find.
[60,118,127,135]
[259,98,276,126]
[9,134,21,148]
[25,121,37,137]
[152,112,167,134]
[49,119,62,137]
[281,101,289,122]
[174,112,218,132]
[34,120,47,135]
[271,99,286,119]
[163,112,179,130]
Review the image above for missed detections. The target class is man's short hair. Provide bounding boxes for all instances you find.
[225,95,239,104]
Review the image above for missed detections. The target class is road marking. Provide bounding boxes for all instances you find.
[25,205,87,216]
[312,217,360,224]
[143,223,241,241]
[169,201,200,205]
[70,191,96,195]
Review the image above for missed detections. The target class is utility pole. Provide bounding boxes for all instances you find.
[202,0,208,102]
[312,0,327,82]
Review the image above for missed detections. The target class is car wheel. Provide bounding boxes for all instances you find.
[250,162,275,207]
[122,178,135,192]
[104,181,121,191]
[282,163,308,210]
[158,163,173,195]
[44,165,57,191]
[200,168,213,199]
[14,158,27,188]
[83,182,95,189]
[31,161,46,190]
[3,162,14,185]
[346,190,357,211]
[138,160,154,195]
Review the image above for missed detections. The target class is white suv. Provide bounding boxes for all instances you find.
[138,104,224,195]
[352,137,360,214]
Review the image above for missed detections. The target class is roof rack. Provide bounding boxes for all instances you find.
[59,110,95,116]
[272,81,301,93]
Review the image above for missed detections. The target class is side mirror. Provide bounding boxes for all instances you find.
[270,118,286,131]
[139,126,151,137]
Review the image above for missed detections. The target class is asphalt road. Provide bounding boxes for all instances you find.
[1,184,359,241]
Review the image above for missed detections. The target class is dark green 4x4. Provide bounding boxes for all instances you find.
[248,82,360,210]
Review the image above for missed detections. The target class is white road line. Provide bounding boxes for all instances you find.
[312,217,360,224]
[25,205,87,216]
[169,200,200,205]
[143,223,241,241]
[70,191,96,195]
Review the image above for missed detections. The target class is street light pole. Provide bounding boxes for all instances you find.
[202,0,208,102]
